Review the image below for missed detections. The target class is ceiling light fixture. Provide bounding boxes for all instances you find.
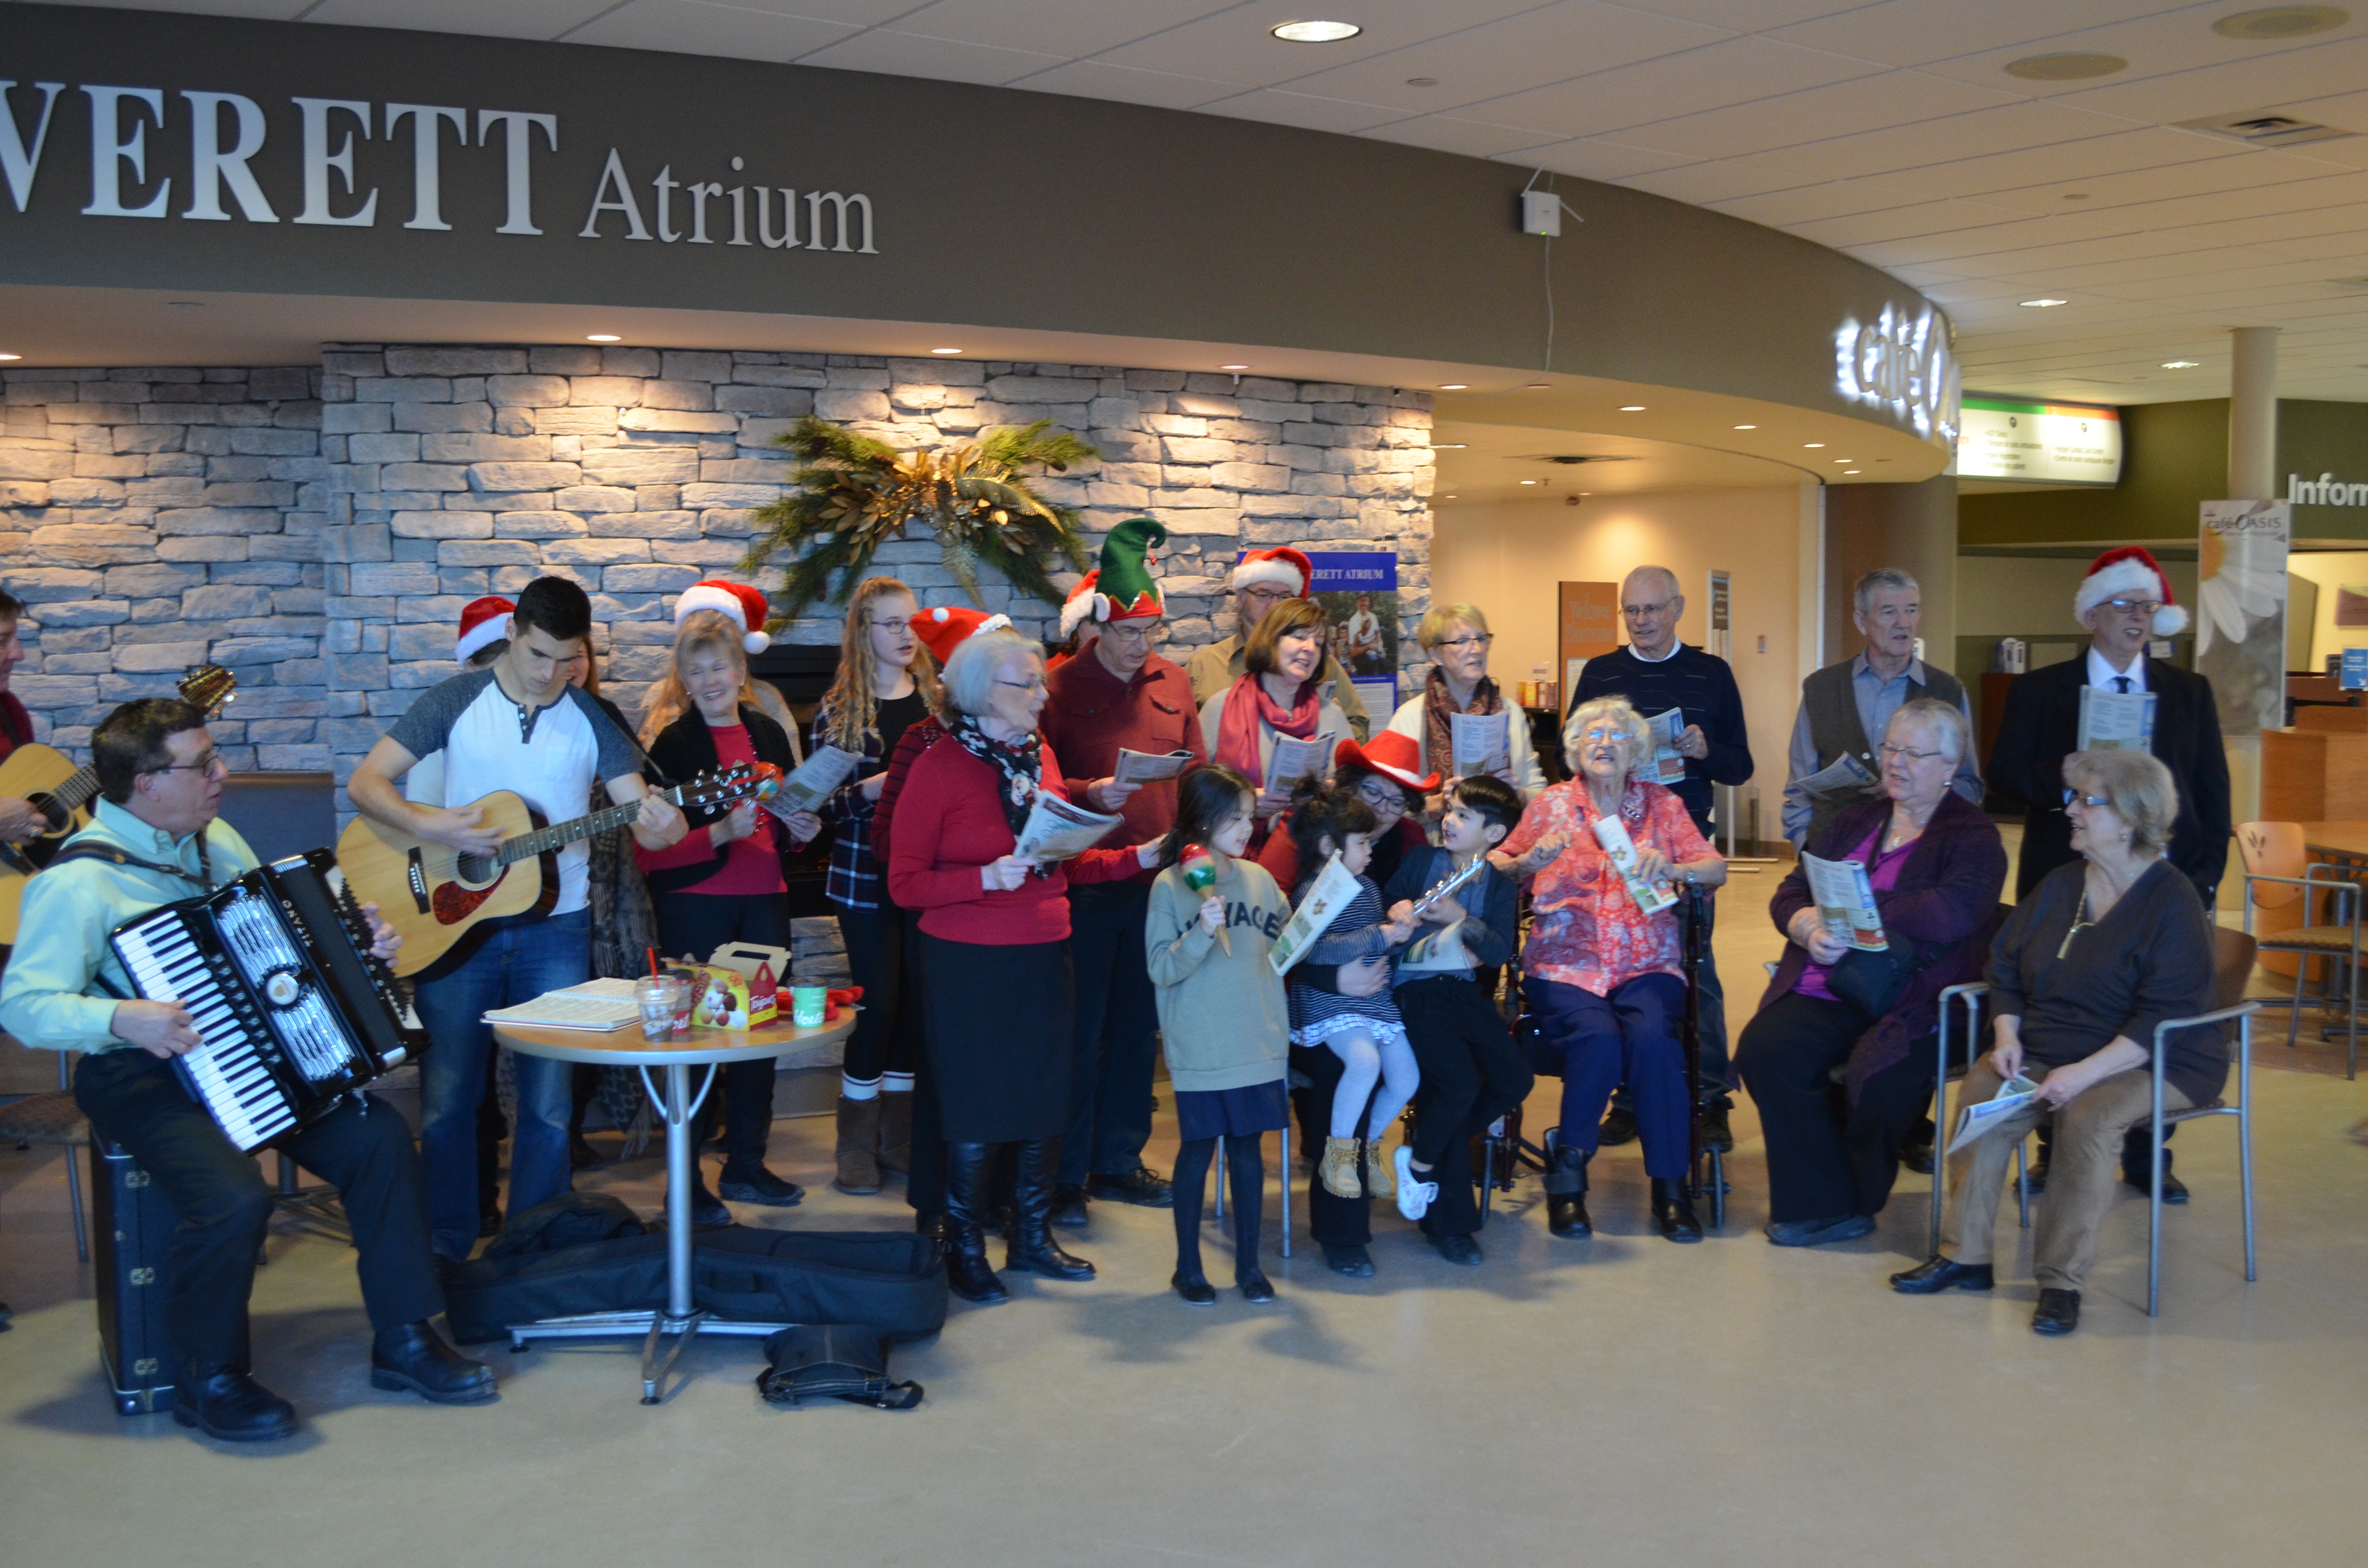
[2162,359,2201,369]
[2020,298,2068,308]
[1272,20,1360,43]
[2213,7,2350,40]
[1803,442,1825,448]
[1733,424,1757,430]
[0,353,18,361]
[1439,383,1468,390]
[2004,53,2128,80]
[930,347,962,355]
[1430,442,1467,449]
[1618,404,1646,412]
[586,333,622,342]
[1519,479,1539,485]
[1843,469,1862,475]
[1219,362,1248,370]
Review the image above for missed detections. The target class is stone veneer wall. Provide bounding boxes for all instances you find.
[0,367,330,765]
[3,347,1435,793]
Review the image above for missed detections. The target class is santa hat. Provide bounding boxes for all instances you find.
[1060,518,1168,640]
[453,596,515,665]
[911,604,1012,666]
[2074,547,2188,638]
[1232,547,1312,597]
[674,579,774,654]
[1332,731,1442,795]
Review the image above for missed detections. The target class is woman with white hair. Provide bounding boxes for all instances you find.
[1737,699,2007,1250]
[1494,695,1727,1242]
[1385,602,1546,804]
[887,625,1156,1305]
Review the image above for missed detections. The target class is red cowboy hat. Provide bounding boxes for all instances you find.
[1332,730,1441,794]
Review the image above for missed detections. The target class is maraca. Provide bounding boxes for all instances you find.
[1180,844,1231,954]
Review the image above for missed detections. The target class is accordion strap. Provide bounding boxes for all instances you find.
[49,837,216,890]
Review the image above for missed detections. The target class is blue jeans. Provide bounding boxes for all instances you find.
[415,910,589,1261]
[1531,972,1690,1180]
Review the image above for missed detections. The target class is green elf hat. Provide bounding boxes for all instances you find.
[1060,517,1168,640]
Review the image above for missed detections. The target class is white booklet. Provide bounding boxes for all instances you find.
[1800,852,1888,951]
[1113,747,1195,786]
[1451,711,1511,776]
[1265,733,1333,792]
[1796,750,1878,798]
[2077,686,2156,753]
[1591,814,1676,916]
[1397,919,1472,975]
[1269,852,1363,975]
[769,743,863,815]
[1011,790,1125,863]
[1944,1073,2043,1156]
[483,976,642,1032]
[1645,707,1688,784]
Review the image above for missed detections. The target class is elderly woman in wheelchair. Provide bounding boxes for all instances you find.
[1493,697,1727,1243]
[1892,749,2218,1336]
[1736,698,2007,1249]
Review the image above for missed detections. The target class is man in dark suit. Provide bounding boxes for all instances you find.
[1987,545,2230,1203]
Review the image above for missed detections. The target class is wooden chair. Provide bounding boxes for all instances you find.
[0,1051,89,1262]
[2238,820,2361,1079]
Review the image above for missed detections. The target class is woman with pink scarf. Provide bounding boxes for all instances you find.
[1197,597,1352,850]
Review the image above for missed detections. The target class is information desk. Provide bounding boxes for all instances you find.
[491,1010,855,1404]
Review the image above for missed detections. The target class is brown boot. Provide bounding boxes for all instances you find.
[1319,1137,1362,1200]
[834,1096,883,1194]
[877,1090,913,1175]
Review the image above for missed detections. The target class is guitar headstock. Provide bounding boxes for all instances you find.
[674,762,765,812]
[178,664,237,718]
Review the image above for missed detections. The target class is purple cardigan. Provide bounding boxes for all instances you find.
[1760,791,2009,1103]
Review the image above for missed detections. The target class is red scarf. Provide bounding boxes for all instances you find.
[1215,673,1321,788]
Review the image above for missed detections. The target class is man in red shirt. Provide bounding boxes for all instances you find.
[1041,520,1207,1226]
[0,588,48,848]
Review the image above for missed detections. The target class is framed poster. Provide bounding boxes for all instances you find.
[1246,550,1400,714]
[1558,581,1619,714]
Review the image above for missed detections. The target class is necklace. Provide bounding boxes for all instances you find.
[2057,891,2094,960]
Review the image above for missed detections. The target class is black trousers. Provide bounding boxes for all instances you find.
[1059,880,1161,1187]
[837,903,922,1083]
[1735,991,1935,1225]
[1289,1043,1374,1246]
[1400,977,1534,1239]
[74,1049,441,1375]
[653,890,789,1171]
[903,918,946,1218]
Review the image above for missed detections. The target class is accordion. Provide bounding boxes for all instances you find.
[109,850,425,1152]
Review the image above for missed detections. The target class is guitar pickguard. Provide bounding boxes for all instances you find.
[430,867,506,926]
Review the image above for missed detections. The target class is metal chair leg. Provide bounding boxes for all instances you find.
[1213,1137,1225,1222]
[1279,1122,1291,1259]
[2015,1139,2030,1229]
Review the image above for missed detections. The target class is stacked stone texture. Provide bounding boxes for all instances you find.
[0,367,330,768]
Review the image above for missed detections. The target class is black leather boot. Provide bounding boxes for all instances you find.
[1005,1138,1096,1281]
[1544,1135,1592,1239]
[173,1365,298,1442]
[1652,1177,1703,1243]
[370,1321,498,1404]
[941,1141,1010,1305]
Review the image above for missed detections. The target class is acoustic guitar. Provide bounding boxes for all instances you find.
[0,664,238,945]
[336,762,775,977]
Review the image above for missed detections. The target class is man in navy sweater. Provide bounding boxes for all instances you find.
[1571,565,1754,1148]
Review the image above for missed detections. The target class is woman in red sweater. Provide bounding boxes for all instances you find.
[887,625,1152,1304]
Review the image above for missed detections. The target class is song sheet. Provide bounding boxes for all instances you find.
[1944,1074,2044,1156]
[482,977,642,1032]
[1591,814,1676,916]
[1645,708,1688,785]
[1451,711,1512,777]
[1269,853,1363,976]
[2076,686,2156,753]
[1264,734,1332,792]
[1795,751,1878,799]
[1011,791,1125,863]
[1112,747,1195,786]
[1800,852,1888,951]
[769,743,863,815]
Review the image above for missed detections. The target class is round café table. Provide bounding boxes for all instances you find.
[492,1008,854,1404]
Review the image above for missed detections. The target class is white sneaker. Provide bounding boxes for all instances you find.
[1394,1145,1438,1222]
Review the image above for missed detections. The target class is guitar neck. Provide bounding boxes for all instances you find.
[53,764,100,814]
[495,795,653,866]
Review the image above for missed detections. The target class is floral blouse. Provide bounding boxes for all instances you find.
[1498,777,1714,997]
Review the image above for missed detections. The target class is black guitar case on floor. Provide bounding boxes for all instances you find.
[443,1198,948,1346]
[91,1138,178,1416]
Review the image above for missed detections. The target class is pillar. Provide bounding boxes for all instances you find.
[2222,325,2280,899]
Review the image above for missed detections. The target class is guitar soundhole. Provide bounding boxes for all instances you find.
[26,792,70,835]
[454,853,494,884]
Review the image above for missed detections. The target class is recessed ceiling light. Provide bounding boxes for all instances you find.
[586,333,622,342]
[0,353,18,361]
[2020,298,2068,307]
[1844,469,1862,475]
[2162,359,2200,368]
[1430,442,1468,449]
[1803,442,1825,449]
[2004,53,2128,80]
[1619,405,1646,412]
[1519,479,1539,486]
[1272,20,1360,43]
[1406,76,1439,87]
[931,347,963,355]
[2063,193,2090,201]
[1439,383,1468,390]
[1443,494,1458,499]
[1733,424,1757,430]
[1833,458,1853,463]
[2213,7,2350,41]
[1219,363,1249,370]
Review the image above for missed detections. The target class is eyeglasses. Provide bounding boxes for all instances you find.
[865,616,914,633]
[1621,600,1674,619]
[1354,781,1406,810]
[2098,598,2161,618]
[150,748,224,776]
[2061,790,2109,809]
[996,677,1048,695]
[1240,586,1293,604]
[1878,743,1946,763]
[1100,621,1153,642]
[1579,728,1629,746]
[1434,634,1493,651]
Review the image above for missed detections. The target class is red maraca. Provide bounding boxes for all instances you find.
[1181,844,1231,955]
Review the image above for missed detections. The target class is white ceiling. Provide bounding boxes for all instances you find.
[32,0,2368,405]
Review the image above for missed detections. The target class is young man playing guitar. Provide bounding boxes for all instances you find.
[346,577,686,1262]
[0,698,495,1440]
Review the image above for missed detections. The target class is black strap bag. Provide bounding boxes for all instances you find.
[1825,938,1927,1019]
[756,1325,922,1410]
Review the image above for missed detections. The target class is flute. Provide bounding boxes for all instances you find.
[1406,854,1488,923]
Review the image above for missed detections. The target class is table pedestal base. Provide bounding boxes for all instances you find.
[507,1311,790,1404]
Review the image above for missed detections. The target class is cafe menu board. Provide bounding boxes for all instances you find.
[1558,581,1619,713]
[1955,396,2122,485]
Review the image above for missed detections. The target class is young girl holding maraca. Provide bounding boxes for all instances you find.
[1146,765,1294,1304]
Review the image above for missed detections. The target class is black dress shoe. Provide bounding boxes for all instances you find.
[371,1321,498,1404]
[173,1369,298,1442]
[687,1184,733,1229]
[1544,1140,1592,1238]
[2032,1287,2081,1335]
[1765,1213,1875,1248]
[1889,1256,1995,1294]
[1430,1232,1484,1267]
[944,1247,1009,1304]
[1320,1242,1375,1277]
[1698,1099,1735,1153]
[1597,1105,1640,1147]
[1172,1271,1217,1306]
[2124,1167,2190,1205]
[1237,1270,1277,1302]
[1652,1177,1703,1243]
[1898,1136,1936,1176]
[1049,1184,1090,1229]
[718,1165,804,1207]
[2022,1157,2048,1195]
[1087,1167,1174,1207]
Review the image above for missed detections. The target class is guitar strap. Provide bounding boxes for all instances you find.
[49,836,217,891]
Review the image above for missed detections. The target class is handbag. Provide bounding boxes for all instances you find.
[756,1325,923,1410]
[1825,941,1924,1018]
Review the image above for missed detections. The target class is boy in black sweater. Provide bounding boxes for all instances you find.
[1382,776,1533,1264]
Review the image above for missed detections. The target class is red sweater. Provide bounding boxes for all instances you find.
[1039,649,1206,884]
[886,737,1138,944]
